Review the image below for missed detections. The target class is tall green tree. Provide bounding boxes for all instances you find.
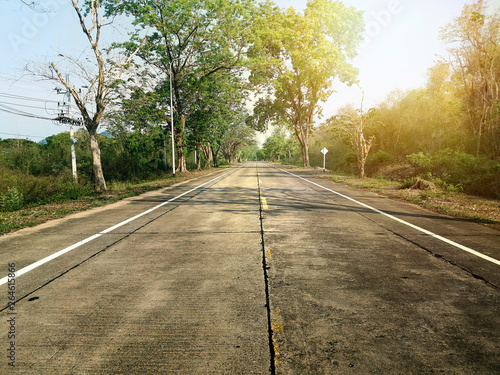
[105,0,256,172]
[187,71,250,168]
[220,122,255,164]
[249,0,363,166]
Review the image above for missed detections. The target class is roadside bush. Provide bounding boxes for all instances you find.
[406,151,432,170]
[405,150,500,198]
[0,165,92,205]
[0,187,24,212]
[366,150,394,175]
[368,150,394,165]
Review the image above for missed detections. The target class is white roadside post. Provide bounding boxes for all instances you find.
[321,147,328,172]
[169,60,176,176]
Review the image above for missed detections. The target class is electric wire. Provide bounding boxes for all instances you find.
[0,103,54,120]
[0,100,59,111]
[0,92,60,104]
[0,131,47,139]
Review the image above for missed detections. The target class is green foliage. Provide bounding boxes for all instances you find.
[0,162,93,206]
[399,177,418,189]
[405,149,499,198]
[0,139,45,175]
[105,0,257,171]
[105,127,168,180]
[366,150,394,168]
[256,149,266,161]
[406,152,432,169]
[260,127,300,164]
[249,0,364,166]
[0,187,24,212]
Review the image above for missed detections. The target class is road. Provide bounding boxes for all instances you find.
[0,162,499,374]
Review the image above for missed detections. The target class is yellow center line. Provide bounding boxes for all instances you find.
[261,197,268,210]
[258,170,267,209]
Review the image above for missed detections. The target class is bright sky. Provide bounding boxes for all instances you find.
[1,0,499,143]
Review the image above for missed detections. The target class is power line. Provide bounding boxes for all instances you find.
[0,92,60,104]
[0,103,54,121]
[0,132,47,139]
[0,100,59,111]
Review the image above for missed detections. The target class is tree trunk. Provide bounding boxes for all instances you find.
[175,115,189,173]
[356,132,372,178]
[89,130,107,191]
[358,157,365,178]
[200,143,212,169]
[212,147,219,167]
[195,145,202,171]
[301,141,310,167]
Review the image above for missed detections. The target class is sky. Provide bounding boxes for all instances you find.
[0,0,499,144]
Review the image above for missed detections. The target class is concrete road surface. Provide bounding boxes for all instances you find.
[0,162,498,374]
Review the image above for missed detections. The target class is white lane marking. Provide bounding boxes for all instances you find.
[276,167,500,266]
[0,167,240,286]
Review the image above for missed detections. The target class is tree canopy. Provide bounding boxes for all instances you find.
[248,0,363,166]
[105,0,257,172]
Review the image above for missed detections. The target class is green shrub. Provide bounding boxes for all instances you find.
[368,150,394,165]
[405,150,499,198]
[366,150,395,175]
[0,187,24,212]
[373,173,388,180]
[406,152,432,169]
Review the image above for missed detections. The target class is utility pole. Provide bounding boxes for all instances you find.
[55,75,79,182]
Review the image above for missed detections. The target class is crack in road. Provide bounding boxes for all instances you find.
[257,165,277,375]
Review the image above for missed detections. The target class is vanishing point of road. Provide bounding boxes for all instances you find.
[1,162,499,374]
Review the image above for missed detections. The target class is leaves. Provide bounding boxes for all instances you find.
[440,0,500,157]
[105,0,258,171]
[249,0,363,166]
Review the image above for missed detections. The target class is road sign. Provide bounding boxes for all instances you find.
[321,147,328,171]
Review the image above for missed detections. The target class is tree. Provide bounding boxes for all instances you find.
[105,0,256,172]
[221,122,255,164]
[326,87,375,178]
[369,61,467,160]
[441,0,500,157]
[185,71,250,168]
[27,0,143,190]
[249,0,363,167]
[109,86,167,133]
[260,127,295,162]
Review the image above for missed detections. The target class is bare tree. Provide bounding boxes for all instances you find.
[27,0,142,190]
[327,86,375,178]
